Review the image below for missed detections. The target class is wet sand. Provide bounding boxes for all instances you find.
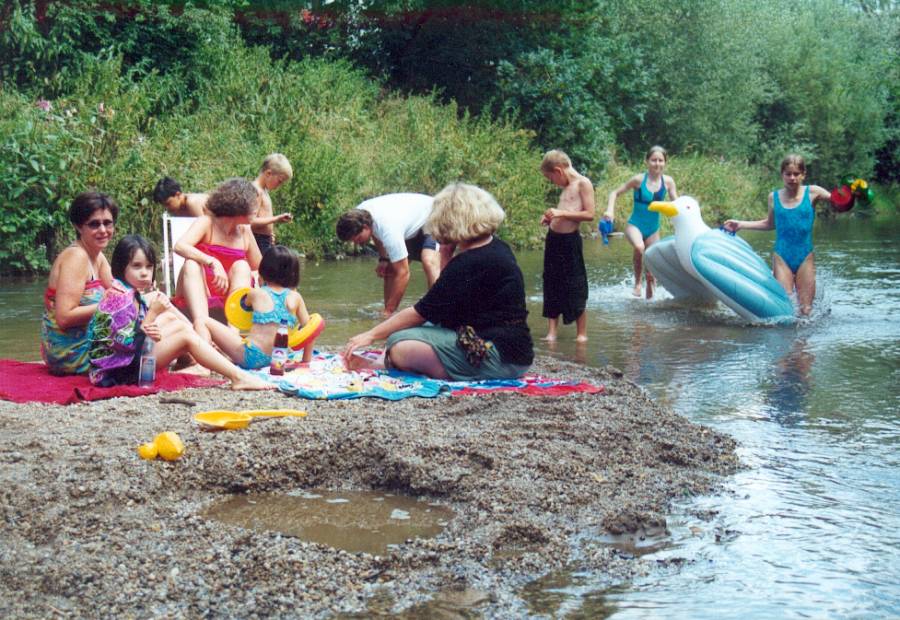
[0,355,739,618]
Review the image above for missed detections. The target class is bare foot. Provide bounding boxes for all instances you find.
[347,352,386,371]
[632,284,642,297]
[230,373,274,391]
[541,333,558,342]
[173,363,211,377]
[576,334,588,343]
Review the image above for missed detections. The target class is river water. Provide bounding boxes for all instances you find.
[1,215,897,618]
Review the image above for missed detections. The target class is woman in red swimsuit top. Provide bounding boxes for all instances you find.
[174,177,263,342]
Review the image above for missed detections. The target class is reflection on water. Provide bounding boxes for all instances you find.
[2,216,898,617]
[204,490,454,555]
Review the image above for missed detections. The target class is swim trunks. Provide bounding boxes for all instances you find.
[773,187,814,273]
[628,173,667,238]
[542,230,588,324]
[253,232,273,255]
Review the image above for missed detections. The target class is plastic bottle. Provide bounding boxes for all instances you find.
[270,319,289,376]
[138,337,156,386]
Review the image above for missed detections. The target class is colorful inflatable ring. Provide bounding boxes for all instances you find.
[224,287,253,331]
[288,313,325,350]
[830,185,855,213]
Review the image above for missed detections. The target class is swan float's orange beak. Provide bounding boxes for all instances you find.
[649,201,678,218]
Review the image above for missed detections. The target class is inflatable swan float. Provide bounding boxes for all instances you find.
[644,196,794,323]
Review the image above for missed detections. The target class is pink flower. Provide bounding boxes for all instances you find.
[35,99,52,112]
[98,102,105,114]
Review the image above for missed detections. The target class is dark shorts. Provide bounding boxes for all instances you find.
[405,231,438,262]
[254,232,274,255]
[542,230,588,324]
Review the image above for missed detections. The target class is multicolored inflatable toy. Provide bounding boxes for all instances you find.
[645,196,795,323]
[831,176,873,212]
[225,287,325,350]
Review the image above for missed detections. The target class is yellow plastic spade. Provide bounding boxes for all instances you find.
[193,409,307,431]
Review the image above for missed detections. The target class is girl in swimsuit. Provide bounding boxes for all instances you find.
[724,154,832,316]
[206,245,318,369]
[89,234,270,390]
[41,192,117,375]
[175,177,263,342]
[605,145,679,299]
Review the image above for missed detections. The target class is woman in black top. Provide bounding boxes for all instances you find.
[342,183,534,380]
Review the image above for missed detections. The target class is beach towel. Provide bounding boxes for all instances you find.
[252,352,603,400]
[0,360,224,405]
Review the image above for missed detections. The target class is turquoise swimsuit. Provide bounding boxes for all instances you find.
[240,286,298,370]
[773,187,814,273]
[628,173,667,238]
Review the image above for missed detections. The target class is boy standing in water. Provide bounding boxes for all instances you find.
[251,153,294,254]
[540,150,595,342]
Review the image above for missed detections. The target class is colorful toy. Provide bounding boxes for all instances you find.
[137,431,184,461]
[645,196,795,323]
[831,176,873,212]
[194,409,307,430]
[225,287,326,350]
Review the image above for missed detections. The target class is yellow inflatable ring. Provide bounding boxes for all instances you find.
[289,313,325,350]
[224,287,253,331]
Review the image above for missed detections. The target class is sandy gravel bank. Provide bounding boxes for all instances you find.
[0,356,739,618]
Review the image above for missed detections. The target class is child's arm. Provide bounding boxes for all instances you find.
[290,292,314,362]
[251,212,293,227]
[543,179,596,224]
[808,185,833,204]
[605,175,641,220]
[724,194,775,232]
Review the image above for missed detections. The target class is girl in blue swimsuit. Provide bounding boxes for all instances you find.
[206,245,319,367]
[605,146,679,298]
[724,154,832,316]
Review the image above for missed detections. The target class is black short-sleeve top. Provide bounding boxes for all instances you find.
[413,237,534,366]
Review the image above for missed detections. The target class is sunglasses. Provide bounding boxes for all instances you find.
[85,219,115,230]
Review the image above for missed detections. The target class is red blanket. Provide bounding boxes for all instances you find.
[0,360,224,405]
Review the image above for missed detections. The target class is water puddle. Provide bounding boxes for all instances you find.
[203,489,454,555]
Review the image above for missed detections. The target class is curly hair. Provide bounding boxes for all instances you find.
[206,177,258,218]
[426,183,505,245]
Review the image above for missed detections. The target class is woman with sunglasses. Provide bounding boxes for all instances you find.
[41,192,118,375]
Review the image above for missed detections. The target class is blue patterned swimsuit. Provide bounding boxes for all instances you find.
[773,187,815,273]
[628,173,667,238]
[241,286,298,369]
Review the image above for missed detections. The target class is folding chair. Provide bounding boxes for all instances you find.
[162,214,197,297]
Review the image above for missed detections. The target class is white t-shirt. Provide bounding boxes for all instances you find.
[357,193,434,262]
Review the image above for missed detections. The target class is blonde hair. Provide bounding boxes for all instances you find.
[426,183,505,244]
[540,149,572,173]
[261,153,293,179]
